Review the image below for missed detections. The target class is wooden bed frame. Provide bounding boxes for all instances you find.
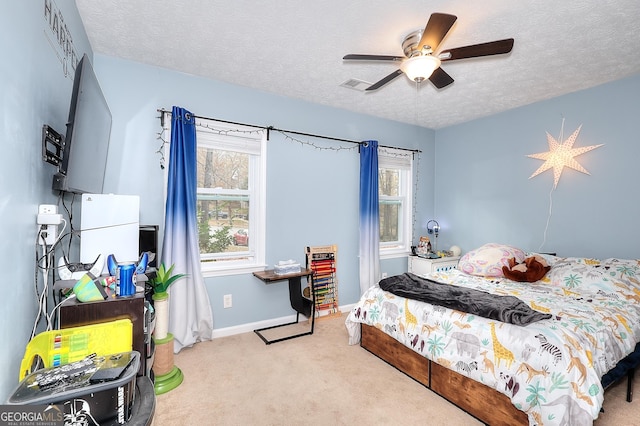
[361,323,529,426]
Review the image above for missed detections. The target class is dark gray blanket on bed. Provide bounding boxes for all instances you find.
[379,273,552,326]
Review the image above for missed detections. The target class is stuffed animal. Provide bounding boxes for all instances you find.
[502,255,551,283]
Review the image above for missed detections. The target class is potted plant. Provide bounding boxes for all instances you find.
[148,263,187,394]
[150,263,186,340]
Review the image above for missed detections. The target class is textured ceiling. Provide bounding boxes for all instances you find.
[76,0,640,129]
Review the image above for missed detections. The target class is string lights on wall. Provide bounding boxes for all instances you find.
[157,108,420,168]
[411,151,421,243]
[157,110,266,168]
[274,130,357,152]
[155,132,167,169]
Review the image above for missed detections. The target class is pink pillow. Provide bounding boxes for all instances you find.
[459,243,526,277]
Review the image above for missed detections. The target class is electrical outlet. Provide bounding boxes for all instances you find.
[37,204,62,227]
[381,272,388,279]
[37,204,60,246]
[39,224,57,246]
[39,204,57,215]
[223,294,232,308]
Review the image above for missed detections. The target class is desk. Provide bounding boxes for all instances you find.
[252,268,314,344]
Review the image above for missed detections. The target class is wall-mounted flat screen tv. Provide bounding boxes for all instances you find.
[52,54,112,194]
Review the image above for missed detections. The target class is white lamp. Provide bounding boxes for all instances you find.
[400,55,442,82]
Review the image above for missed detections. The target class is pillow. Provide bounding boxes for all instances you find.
[599,258,640,288]
[546,258,611,290]
[527,252,562,267]
[459,243,526,277]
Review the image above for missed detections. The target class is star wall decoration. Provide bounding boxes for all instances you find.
[528,124,603,188]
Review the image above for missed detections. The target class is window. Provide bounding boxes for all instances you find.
[166,119,267,276]
[378,148,413,257]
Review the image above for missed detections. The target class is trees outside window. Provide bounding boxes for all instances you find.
[164,119,266,276]
[378,148,413,257]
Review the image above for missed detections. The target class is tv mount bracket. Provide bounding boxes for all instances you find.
[42,125,64,167]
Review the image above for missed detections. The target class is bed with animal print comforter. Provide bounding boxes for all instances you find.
[345,254,640,425]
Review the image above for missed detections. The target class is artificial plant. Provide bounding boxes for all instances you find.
[149,263,187,297]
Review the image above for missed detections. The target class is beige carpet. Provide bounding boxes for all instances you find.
[153,314,639,425]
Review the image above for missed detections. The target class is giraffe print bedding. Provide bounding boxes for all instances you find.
[345,256,640,425]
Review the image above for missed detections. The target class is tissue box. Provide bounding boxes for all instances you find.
[274,260,301,275]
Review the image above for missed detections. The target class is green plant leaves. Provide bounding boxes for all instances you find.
[150,263,187,294]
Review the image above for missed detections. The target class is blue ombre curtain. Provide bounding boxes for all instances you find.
[359,140,380,294]
[163,106,213,352]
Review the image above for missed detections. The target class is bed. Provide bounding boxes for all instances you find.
[345,245,640,426]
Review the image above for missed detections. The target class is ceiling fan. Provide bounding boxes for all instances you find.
[343,13,514,91]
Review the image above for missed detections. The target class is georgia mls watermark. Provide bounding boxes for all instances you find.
[0,405,64,426]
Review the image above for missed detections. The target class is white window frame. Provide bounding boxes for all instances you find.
[163,117,267,277]
[378,148,413,259]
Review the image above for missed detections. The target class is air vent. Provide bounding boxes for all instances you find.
[340,78,371,91]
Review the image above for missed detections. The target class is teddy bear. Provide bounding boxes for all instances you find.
[502,255,551,282]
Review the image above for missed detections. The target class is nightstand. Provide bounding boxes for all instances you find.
[408,255,461,276]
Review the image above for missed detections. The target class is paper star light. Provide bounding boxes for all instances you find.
[528,125,603,188]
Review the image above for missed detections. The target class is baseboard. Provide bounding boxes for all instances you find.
[211,303,355,339]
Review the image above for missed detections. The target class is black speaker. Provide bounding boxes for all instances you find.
[139,225,159,268]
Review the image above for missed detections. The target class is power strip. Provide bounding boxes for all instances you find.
[37,204,62,246]
[39,225,57,246]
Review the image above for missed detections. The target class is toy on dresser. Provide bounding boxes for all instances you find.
[57,252,150,302]
[107,252,149,297]
[417,236,431,256]
[57,254,105,281]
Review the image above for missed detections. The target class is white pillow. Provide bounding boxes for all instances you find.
[459,243,526,277]
[546,259,599,287]
[547,257,639,291]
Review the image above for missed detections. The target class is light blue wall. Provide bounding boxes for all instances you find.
[93,55,435,329]
[434,74,640,259]
[0,1,93,399]
[3,0,638,403]
[0,1,433,399]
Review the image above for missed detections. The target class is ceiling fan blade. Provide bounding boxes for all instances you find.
[417,13,457,52]
[439,38,514,61]
[365,69,404,91]
[429,67,454,89]
[343,54,404,62]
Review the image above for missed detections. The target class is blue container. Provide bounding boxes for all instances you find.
[117,263,136,297]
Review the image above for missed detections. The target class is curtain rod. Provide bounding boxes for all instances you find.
[157,108,421,154]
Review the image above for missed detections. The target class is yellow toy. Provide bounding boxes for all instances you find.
[19,319,132,380]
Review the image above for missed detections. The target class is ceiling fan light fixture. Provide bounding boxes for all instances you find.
[342,14,513,91]
[400,55,441,82]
